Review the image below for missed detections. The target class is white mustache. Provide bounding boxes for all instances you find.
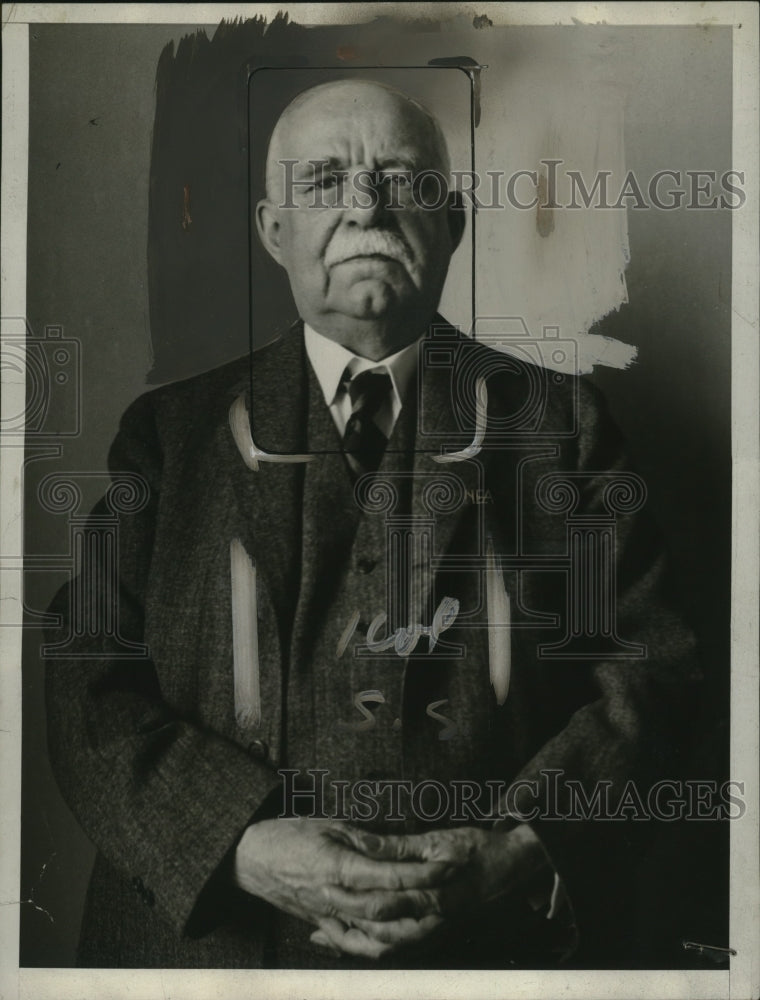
[324,229,415,270]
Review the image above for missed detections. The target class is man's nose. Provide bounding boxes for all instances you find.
[342,169,386,227]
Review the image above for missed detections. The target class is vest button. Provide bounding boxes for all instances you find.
[130,876,154,906]
[248,739,268,760]
[358,557,377,574]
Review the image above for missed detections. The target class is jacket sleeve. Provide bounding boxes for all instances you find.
[44,389,282,937]
[493,377,707,951]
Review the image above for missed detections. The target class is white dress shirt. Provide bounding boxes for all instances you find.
[304,323,420,439]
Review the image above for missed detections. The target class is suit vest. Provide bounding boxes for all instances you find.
[284,360,418,819]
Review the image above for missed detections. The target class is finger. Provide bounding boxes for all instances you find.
[348,913,444,946]
[310,930,342,956]
[394,829,476,864]
[329,826,417,860]
[337,852,455,891]
[322,884,443,921]
[339,827,474,865]
[316,916,392,961]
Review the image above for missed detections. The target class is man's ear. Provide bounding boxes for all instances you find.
[446,189,467,252]
[255,199,284,265]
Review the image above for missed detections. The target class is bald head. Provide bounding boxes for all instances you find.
[265,79,451,202]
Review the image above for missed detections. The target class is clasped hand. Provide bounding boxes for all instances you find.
[233,817,547,959]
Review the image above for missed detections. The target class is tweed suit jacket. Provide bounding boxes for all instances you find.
[45,319,701,968]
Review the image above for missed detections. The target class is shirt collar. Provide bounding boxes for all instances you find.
[304,323,420,410]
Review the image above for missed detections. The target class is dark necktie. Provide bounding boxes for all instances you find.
[341,367,393,478]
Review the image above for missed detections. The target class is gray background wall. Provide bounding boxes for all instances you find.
[21,20,732,966]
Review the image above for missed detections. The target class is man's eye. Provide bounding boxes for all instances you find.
[313,174,340,190]
[383,172,410,187]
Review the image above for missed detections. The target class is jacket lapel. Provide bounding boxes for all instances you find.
[227,324,308,641]
[409,328,483,627]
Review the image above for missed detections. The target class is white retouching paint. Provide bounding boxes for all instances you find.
[465,37,633,371]
[486,537,511,706]
[493,332,638,376]
[229,393,314,468]
[230,538,262,730]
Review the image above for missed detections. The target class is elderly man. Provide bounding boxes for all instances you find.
[45,79,700,969]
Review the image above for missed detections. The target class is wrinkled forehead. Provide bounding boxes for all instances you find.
[268,81,448,172]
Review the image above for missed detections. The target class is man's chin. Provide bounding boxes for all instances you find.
[328,268,419,320]
[328,280,406,322]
